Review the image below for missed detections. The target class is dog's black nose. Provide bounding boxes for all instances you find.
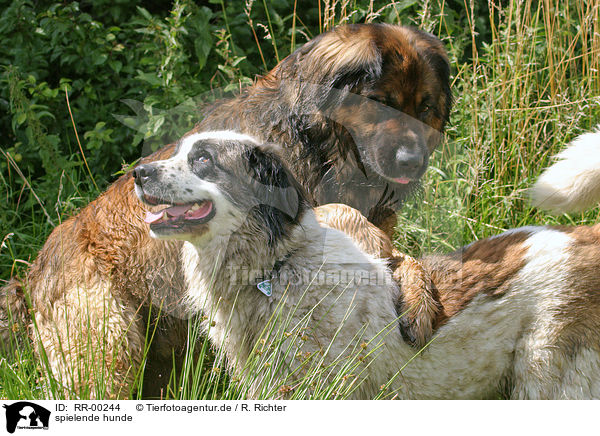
[395,149,424,172]
[133,164,156,186]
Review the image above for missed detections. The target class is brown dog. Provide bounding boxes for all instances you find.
[1,23,451,398]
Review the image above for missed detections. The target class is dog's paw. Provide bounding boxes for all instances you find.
[391,250,441,348]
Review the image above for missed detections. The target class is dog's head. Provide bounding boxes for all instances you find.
[271,23,451,186]
[133,131,306,248]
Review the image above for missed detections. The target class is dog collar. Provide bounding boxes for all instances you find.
[256,251,295,297]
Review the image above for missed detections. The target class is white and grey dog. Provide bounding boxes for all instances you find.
[135,129,600,399]
[133,131,407,399]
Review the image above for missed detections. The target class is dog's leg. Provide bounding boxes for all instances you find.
[370,206,442,346]
[374,211,398,241]
[315,204,441,347]
[34,282,144,399]
[390,249,441,348]
[511,321,600,399]
[0,278,30,352]
[141,315,190,399]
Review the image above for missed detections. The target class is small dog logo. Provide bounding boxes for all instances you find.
[2,402,50,433]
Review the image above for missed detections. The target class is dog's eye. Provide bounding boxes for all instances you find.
[190,150,213,173]
[194,152,211,165]
[418,104,432,120]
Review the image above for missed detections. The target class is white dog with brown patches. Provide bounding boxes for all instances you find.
[136,129,600,399]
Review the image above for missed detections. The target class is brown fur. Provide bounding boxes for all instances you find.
[423,231,531,329]
[197,24,451,219]
[328,205,600,398]
[391,249,441,347]
[1,24,451,398]
[314,203,393,258]
[338,216,598,352]
[549,224,600,356]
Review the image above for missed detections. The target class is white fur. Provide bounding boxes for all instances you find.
[149,132,600,399]
[146,132,252,242]
[530,126,600,213]
[182,211,406,399]
[174,131,258,161]
[182,215,600,399]
[508,229,600,398]
[398,227,600,399]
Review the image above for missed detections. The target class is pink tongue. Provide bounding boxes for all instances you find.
[144,202,212,224]
[144,205,189,224]
[165,205,192,217]
[394,177,411,184]
[185,201,212,220]
[145,210,165,224]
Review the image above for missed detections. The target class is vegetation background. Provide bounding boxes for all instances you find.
[0,0,599,398]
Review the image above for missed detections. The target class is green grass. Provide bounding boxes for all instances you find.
[0,285,405,400]
[1,0,600,399]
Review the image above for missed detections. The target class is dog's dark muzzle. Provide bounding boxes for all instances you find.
[373,134,429,183]
[392,147,426,179]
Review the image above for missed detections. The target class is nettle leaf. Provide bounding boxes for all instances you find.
[40,87,58,98]
[15,112,27,127]
[136,7,153,21]
[109,60,122,73]
[189,7,214,70]
[34,111,56,122]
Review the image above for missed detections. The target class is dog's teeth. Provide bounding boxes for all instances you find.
[190,204,200,211]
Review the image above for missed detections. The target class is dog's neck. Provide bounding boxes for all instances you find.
[181,210,321,361]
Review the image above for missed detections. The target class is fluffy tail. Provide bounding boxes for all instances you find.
[0,278,30,348]
[529,126,600,213]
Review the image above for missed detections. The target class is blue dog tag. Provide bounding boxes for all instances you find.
[257,280,272,297]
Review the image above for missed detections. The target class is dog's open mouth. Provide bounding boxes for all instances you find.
[144,200,215,230]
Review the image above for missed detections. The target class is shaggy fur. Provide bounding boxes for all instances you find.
[0,23,451,398]
[529,126,600,213]
[316,203,439,347]
[141,131,600,399]
[135,131,407,399]
[197,23,451,225]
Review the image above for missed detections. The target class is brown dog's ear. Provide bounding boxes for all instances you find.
[268,24,383,101]
[297,25,382,82]
[402,27,453,127]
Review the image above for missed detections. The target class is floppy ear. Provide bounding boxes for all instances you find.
[269,24,382,110]
[299,25,382,87]
[404,27,453,125]
[245,145,307,246]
